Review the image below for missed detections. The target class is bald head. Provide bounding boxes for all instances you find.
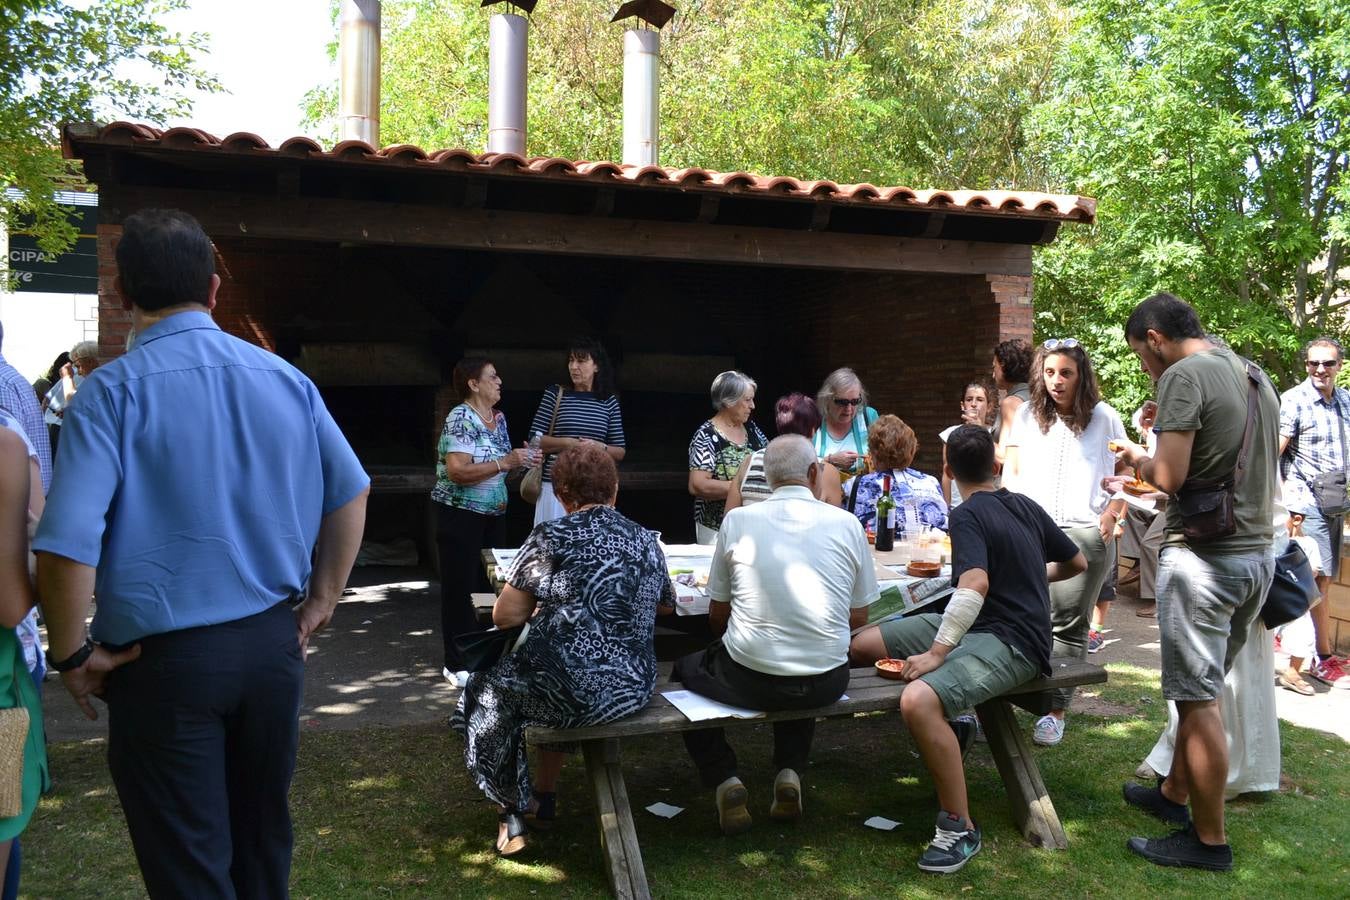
[763,434,818,489]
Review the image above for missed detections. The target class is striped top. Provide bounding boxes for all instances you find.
[736,449,774,506]
[528,386,626,482]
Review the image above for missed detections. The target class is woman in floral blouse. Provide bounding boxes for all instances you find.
[433,358,536,686]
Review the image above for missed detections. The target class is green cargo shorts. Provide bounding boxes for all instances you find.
[878,613,1039,719]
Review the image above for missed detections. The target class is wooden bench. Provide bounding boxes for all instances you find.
[528,659,1107,899]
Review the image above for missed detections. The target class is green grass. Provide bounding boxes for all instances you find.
[20,663,1350,898]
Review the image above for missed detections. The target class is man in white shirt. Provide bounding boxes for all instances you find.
[675,435,880,835]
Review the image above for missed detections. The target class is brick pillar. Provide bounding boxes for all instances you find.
[95,223,132,362]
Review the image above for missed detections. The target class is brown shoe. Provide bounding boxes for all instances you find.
[716,777,753,835]
[1136,602,1157,618]
[769,768,803,822]
[496,812,528,856]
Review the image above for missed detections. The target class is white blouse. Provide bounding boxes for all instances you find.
[1005,400,1125,527]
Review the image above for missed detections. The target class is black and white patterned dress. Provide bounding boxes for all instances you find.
[452,506,674,810]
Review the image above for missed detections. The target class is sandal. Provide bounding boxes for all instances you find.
[523,790,556,831]
[496,811,529,856]
[1277,673,1314,696]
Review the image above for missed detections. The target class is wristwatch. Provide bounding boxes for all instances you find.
[47,637,95,673]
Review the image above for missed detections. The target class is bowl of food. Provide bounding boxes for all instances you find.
[874,658,906,680]
[906,560,942,578]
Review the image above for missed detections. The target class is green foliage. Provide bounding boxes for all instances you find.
[0,0,217,259]
[1030,0,1349,394]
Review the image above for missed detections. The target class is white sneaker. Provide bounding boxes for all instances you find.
[443,667,471,688]
[1032,714,1065,746]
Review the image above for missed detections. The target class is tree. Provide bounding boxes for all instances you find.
[1030,0,1349,402]
[0,0,217,263]
[302,0,1070,189]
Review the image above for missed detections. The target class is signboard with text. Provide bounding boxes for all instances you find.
[6,196,98,294]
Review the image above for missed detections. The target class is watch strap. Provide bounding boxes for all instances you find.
[47,637,95,673]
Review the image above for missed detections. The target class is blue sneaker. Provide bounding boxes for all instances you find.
[918,811,981,873]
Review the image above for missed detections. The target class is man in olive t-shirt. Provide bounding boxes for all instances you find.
[1113,293,1277,873]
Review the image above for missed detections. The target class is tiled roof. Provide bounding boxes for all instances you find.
[63,121,1096,224]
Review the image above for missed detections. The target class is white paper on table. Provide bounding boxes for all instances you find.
[490,548,518,569]
[645,802,684,819]
[662,689,766,722]
[864,816,900,831]
[673,583,711,616]
[660,542,715,559]
[1113,490,1157,513]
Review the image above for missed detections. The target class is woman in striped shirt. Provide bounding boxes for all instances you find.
[725,393,842,511]
[527,339,627,525]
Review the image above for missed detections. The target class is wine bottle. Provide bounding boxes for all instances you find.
[875,474,895,551]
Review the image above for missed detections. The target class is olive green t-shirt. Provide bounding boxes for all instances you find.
[1155,347,1279,553]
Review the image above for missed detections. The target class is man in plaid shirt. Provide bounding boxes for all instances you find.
[1279,337,1350,689]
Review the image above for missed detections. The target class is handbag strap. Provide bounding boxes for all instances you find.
[847,471,863,514]
[1232,361,1262,487]
[1332,389,1348,474]
[545,385,564,437]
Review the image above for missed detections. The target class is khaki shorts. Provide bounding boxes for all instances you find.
[878,614,1039,719]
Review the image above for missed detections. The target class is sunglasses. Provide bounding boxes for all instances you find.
[833,397,863,407]
[1042,338,1080,351]
[1306,359,1340,370]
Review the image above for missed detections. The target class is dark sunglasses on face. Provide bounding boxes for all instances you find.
[1306,359,1339,370]
[1042,338,1080,351]
[833,397,863,407]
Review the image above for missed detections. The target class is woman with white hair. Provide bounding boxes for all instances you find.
[43,339,99,458]
[812,368,878,478]
[688,370,768,543]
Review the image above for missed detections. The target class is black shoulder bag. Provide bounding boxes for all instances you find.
[1261,540,1318,629]
[1172,361,1261,544]
[1309,394,1350,516]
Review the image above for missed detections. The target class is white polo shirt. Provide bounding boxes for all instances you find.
[710,485,880,676]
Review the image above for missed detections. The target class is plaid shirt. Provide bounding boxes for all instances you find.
[0,353,51,492]
[1279,378,1350,513]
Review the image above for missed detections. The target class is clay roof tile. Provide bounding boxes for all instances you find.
[220,132,271,151]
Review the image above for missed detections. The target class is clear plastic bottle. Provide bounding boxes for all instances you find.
[527,431,543,467]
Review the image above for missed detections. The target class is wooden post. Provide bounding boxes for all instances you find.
[974,698,1069,849]
[582,739,652,899]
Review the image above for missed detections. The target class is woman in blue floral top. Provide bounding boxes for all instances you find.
[434,358,536,684]
[845,414,948,539]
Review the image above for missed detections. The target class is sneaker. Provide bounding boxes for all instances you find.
[1032,714,1065,746]
[1310,656,1350,690]
[443,668,471,688]
[950,716,977,761]
[1087,630,1105,654]
[1123,780,1191,825]
[715,777,753,835]
[918,811,982,873]
[1127,826,1232,871]
[769,768,803,822]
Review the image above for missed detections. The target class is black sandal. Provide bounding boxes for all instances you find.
[524,790,556,831]
[497,811,528,856]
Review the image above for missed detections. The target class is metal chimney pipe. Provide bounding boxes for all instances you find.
[339,0,381,146]
[487,13,528,156]
[622,28,659,167]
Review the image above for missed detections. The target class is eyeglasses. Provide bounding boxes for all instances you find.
[1306,359,1340,370]
[1042,338,1080,351]
[833,397,863,407]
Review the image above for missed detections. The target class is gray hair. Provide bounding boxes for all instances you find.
[71,340,99,360]
[815,367,868,417]
[710,370,756,411]
[763,434,817,488]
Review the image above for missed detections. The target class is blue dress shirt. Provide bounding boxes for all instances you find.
[33,311,370,644]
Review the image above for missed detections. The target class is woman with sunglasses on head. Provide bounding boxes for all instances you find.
[1004,338,1130,747]
[812,368,878,479]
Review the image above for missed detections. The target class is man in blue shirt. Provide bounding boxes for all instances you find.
[34,209,370,898]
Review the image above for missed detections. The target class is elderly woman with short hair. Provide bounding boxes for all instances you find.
[725,393,842,511]
[812,367,879,478]
[452,443,674,856]
[43,339,100,458]
[688,370,769,543]
[846,414,948,539]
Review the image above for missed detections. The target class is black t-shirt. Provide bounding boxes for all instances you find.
[948,488,1080,675]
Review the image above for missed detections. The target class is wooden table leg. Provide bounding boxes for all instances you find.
[582,738,652,900]
[974,698,1069,849]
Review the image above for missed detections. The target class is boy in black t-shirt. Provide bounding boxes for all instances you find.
[850,426,1086,873]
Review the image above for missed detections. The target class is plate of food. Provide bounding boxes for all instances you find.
[1122,478,1161,497]
[874,658,906,680]
[906,561,942,578]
